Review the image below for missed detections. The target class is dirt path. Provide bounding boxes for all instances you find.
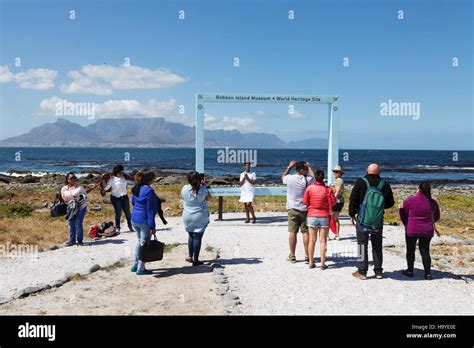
[0,246,224,315]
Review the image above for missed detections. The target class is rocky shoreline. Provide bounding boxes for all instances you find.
[0,171,472,198]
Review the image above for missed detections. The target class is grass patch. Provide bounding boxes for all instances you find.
[205,245,215,252]
[0,201,35,218]
[164,242,181,253]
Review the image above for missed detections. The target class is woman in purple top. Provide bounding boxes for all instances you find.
[399,182,440,280]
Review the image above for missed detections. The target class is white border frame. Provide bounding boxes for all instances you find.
[196,93,339,184]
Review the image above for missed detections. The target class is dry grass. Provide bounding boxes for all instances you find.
[0,184,472,249]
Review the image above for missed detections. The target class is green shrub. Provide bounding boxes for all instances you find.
[0,202,35,218]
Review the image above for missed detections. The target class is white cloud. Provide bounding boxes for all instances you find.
[204,113,259,132]
[14,68,57,90]
[39,96,192,124]
[255,109,265,116]
[0,65,14,83]
[60,64,188,95]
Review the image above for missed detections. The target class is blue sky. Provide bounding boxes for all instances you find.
[0,0,472,150]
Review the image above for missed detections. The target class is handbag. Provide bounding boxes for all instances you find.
[326,188,337,234]
[139,234,164,262]
[50,200,67,217]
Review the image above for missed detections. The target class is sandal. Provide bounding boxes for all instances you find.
[304,256,309,264]
[321,264,328,270]
[287,255,296,263]
[309,264,316,269]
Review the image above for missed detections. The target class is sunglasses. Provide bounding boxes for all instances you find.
[333,170,342,173]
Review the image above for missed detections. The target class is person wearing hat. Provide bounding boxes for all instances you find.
[330,165,345,240]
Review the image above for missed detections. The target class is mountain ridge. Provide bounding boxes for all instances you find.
[0,118,328,149]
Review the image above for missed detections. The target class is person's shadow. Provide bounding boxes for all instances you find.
[383,268,470,282]
[151,257,263,278]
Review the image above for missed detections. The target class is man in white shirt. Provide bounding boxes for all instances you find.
[282,160,315,263]
[104,165,136,233]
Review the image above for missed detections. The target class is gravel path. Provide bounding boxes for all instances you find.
[1,212,472,314]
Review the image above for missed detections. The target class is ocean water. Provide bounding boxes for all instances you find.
[0,148,472,185]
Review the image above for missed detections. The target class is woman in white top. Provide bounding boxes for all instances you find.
[103,165,136,233]
[61,172,97,246]
[239,162,257,223]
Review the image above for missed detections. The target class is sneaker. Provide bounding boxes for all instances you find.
[192,260,204,266]
[287,255,296,263]
[185,257,193,263]
[425,273,433,280]
[136,269,153,275]
[352,271,367,280]
[116,228,121,235]
[130,265,137,272]
[402,270,414,278]
[375,272,384,279]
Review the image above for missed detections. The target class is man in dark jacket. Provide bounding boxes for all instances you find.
[349,163,394,280]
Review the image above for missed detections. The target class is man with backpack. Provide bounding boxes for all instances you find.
[349,163,394,280]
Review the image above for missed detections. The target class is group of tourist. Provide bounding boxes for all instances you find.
[59,160,441,280]
[278,160,440,280]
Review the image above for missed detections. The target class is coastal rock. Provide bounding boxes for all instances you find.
[0,297,9,305]
[21,175,39,184]
[158,175,187,185]
[223,293,240,307]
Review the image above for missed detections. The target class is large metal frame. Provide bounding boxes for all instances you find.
[195,93,339,185]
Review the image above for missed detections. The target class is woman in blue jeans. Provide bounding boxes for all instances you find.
[130,171,161,275]
[61,172,97,246]
[181,171,212,266]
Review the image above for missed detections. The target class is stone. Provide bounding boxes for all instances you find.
[215,284,229,295]
[223,293,239,301]
[51,278,68,287]
[14,286,42,299]
[0,297,10,305]
[224,305,234,313]
[214,275,227,284]
[213,268,224,275]
[38,284,51,291]
[210,262,222,269]
[48,245,59,251]
[230,308,242,316]
[89,264,101,273]
[65,272,80,280]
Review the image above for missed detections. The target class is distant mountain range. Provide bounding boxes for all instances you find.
[0,118,327,149]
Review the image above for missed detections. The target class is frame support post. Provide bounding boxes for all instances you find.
[196,94,205,174]
[327,100,339,185]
